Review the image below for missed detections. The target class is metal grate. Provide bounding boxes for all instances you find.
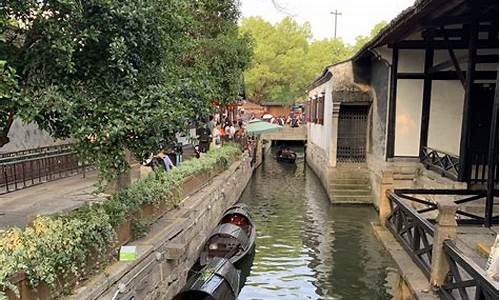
[0,144,88,195]
[337,106,368,163]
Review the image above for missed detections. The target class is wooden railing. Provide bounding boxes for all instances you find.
[421,147,499,188]
[441,240,499,300]
[469,151,490,185]
[385,190,499,299]
[420,147,460,180]
[393,189,498,225]
[386,190,435,277]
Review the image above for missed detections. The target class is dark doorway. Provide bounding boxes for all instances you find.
[337,105,369,163]
[468,83,497,186]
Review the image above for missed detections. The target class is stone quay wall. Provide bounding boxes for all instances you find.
[305,141,331,197]
[70,152,254,300]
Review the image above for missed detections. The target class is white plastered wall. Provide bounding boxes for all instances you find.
[394,49,425,156]
[308,77,334,158]
[427,48,498,155]
[427,80,464,155]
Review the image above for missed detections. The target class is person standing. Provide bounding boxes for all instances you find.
[207,115,215,135]
[226,121,236,140]
[213,122,222,148]
[196,124,211,153]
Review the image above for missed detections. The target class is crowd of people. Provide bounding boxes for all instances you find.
[196,114,249,153]
[145,107,305,172]
[250,112,304,127]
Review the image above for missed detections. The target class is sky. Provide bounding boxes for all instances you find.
[240,0,415,44]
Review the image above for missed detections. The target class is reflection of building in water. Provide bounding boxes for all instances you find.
[303,168,396,299]
[303,168,336,297]
[238,152,396,300]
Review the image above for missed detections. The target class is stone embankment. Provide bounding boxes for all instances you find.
[70,152,254,300]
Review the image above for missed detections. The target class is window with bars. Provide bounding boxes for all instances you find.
[312,97,317,123]
[306,99,312,122]
[317,94,325,125]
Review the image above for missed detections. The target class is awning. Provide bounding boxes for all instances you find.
[246,119,283,136]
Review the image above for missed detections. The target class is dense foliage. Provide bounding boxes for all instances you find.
[241,17,387,103]
[0,144,242,298]
[0,0,251,178]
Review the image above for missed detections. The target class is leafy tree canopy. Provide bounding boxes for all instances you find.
[241,17,387,104]
[351,21,388,53]
[0,0,251,179]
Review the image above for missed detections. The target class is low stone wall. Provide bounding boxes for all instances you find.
[70,152,254,300]
[366,153,467,209]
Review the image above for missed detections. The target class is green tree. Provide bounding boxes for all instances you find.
[241,17,311,104]
[306,38,352,81]
[0,0,251,179]
[351,21,388,53]
[241,18,387,104]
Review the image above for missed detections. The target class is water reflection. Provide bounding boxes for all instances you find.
[238,147,396,300]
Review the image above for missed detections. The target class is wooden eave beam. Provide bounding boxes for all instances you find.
[397,71,497,80]
[477,55,499,64]
[429,55,498,74]
[441,26,467,87]
[423,14,497,28]
[429,55,468,73]
[389,39,498,49]
[422,25,495,39]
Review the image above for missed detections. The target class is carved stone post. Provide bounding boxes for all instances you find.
[430,200,458,287]
[378,171,394,225]
[329,102,341,167]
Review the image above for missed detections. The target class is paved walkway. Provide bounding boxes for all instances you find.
[0,171,101,229]
[456,225,498,269]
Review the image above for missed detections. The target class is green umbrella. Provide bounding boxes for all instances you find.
[245,119,283,136]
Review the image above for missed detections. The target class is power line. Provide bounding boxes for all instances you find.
[271,0,297,17]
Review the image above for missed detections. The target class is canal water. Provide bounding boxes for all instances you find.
[238,146,398,300]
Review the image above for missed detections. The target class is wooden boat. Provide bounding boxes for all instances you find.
[276,149,297,163]
[173,257,240,300]
[201,203,256,267]
[188,204,256,279]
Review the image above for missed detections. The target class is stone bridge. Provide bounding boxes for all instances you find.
[261,126,307,141]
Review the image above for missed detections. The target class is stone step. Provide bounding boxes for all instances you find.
[330,178,370,185]
[330,183,372,190]
[393,173,416,180]
[330,195,373,204]
[331,175,370,181]
[330,170,370,180]
[331,189,373,196]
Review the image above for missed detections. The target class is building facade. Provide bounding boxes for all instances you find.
[306,0,498,219]
[261,102,291,117]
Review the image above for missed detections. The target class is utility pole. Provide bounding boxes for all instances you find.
[330,10,342,39]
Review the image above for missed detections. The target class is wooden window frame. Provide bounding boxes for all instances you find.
[317,93,325,125]
[312,96,317,123]
[306,98,312,122]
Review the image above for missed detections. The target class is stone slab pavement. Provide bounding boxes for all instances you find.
[372,223,440,300]
[456,225,498,269]
[0,171,102,229]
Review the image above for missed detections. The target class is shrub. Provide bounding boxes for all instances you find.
[0,144,241,298]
